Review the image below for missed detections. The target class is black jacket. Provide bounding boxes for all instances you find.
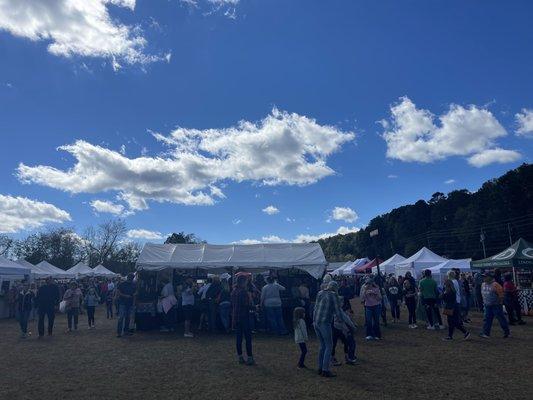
[36,284,60,310]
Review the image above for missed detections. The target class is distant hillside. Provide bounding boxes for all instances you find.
[319,163,533,262]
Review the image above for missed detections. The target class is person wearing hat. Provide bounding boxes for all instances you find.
[479,273,510,338]
[313,280,343,378]
[360,276,382,340]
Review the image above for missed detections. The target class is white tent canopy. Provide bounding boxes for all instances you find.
[36,261,73,279]
[340,258,370,276]
[137,243,327,279]
[395,247,447,278]
[331,261,353,276]
[0,256,31,280]
[16,259,50,279]
[92,264,117,277]
[372,254,406,275]
[428,259,472,286]
[66,262,94,278]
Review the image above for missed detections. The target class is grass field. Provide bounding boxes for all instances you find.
[1,304,531,400]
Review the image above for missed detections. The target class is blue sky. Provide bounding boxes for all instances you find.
[0,0,532,244]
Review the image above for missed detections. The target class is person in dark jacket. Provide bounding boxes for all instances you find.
[441,280,470,341]
[35,277,60,338]
[231,275,255,366]
[503,274,526,325]
[206,276,222,332]
[17,283,35,338]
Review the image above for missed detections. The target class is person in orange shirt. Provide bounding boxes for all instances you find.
[479,274,510,339]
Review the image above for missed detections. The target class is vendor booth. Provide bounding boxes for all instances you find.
[16,259,50,279]
[0,256,32,318]
[331,261,353,276]
[471,238,533,314]
[92,264,117,278]
[36,260,73,279]
[66,262,94,278]
[356,258,382,274]
[372,254,406,275]
[428,259,471,286]
[395,247,447,278]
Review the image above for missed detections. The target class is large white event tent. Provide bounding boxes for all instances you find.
[92,264,117,277]
[136,243,327,279]
[66,262,94,278]
[16,259,50,279]
[372,254,406,275]
[395,247,447,278]
[0,256,31,280]
[428,259,472,286]
[342,258,370,276]
[37,261,73,279]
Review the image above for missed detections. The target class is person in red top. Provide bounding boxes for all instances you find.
[503,274,525,325]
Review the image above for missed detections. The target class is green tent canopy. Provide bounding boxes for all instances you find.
[471,238,533,269]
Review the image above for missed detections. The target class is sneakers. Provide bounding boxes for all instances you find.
[409,324,418,329]
[238,356,246,364]
[246,357,256,366]
[184,333,194,338]
[345,358,357,365]
[322,371,337,378]
[442,336,453,341]
[464,332,471,340]
[331,357,342,366]
[365,336,374,340]
[517,320,526,325]
[479,333,490,339]
[297,364,307,369]
[426,325,435,330]
[317,369,323,376]
[503,333,510,338]
[434,324,441,330]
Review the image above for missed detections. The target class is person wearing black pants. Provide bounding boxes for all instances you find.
[442,280,470,341]
[403,279,418,328]
[231,275,255,366]
[87,306,95,327]
[35,277,60,337]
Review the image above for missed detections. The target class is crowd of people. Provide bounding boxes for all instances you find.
[3,266,527,378]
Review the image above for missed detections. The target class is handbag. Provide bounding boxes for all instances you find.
[59,300,67,313]
[442,308,454,316]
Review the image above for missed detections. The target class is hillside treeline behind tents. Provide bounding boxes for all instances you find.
[319,163,533,262]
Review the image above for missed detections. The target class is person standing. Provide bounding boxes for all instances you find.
[474,272,484,311]
[503,274,526,326]
[181,278,196,338]
[217,280,232,334]
[313,280,343,377]
[479,274,510,339]
[206,276,222,332]
[116,273,136,338]
[35,277,60,338]
[418,269,442,330]
[403,279,417,328]
[63,282,82,332]
[17,283,35,338]
[84,287,100,329]
[386,277,401,323]
[232,275,255,366]
[441,280,470,341]
[260,276,288,335]
[293,307,308,369]
[360,277,382,340]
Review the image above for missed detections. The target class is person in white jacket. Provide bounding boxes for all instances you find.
[293,307,308,368]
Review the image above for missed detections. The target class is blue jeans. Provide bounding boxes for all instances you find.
[365,305,382,338]
[117,304,132,335]
[314,322,333,372]
[483,304,510,336]
[19,310,30,334]
[265,306,287,335]
[219,302,231,332]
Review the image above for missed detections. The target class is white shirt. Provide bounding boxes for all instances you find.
[161,282,174,298]
[261,282,285,308]
[452,279,461,304]
[198,283,211,300]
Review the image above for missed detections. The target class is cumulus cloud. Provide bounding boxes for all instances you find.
[126,229,163,240]
[18,109,354,211]
[0,194,71,233]
[236,226,359,245]
[328,206,358,223]
[382,97,517,166]
[467,148,522,168]
[0,0,166,68]
[516,109,533,137]
[90,199,125,215]
[444,179,456,184]
[262,205,279,215]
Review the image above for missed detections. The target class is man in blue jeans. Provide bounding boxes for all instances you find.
[313,281,343,378]
[479,274,510,338]
[116,273,136,338]
[260,276,288,335]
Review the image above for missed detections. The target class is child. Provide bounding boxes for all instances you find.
[293,307,308,368]
[84,287,100,329]
[333,308,357,365]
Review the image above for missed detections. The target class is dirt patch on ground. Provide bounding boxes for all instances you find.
[1,306,531,400]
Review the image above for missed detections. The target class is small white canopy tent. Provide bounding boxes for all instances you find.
[331,261,353,276]
[372,254,406,275]
[0,256,31,280]
[428,259,472,286]
[395,247,447,278]
[66,262,94,278]
[36,261,73,279]
[136,243,327,279]
[340,258,370,276]
[92,264,117,277]
[16,259,50,279]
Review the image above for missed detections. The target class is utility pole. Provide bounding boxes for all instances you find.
[480,228,487,258]
[370,229,381,284]
[507,223,513,246]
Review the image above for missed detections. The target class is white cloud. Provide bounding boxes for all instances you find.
[90,199,125,215]
[387,174,398,179]
[236,226,359,245]
[516,109,533,137]
[18,109,354,210]
[232,219,242,225]
[0,194,71,233]
[0,0,165,67]
[262,205,279,215]
[444,179,456,184]
[286,217,295,223]
[119,144,126,155]
[382,97,515,166]
[329,206,358,223]
[467,148,522,168]
[126,229,163,240]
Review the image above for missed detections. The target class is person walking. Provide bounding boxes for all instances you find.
[35,277,60,338]
[419,269,443,330]
[217,279,232,334]
[260,276,288,335]
[293,307,308,369]
[181,278,196,338]
[441,280,470,341]
[479,274,510,339]
[403,279,418,328]
[474,272,484,312]
[116,273,136,338]
[105,286,115,319]
[84,287,100,329]
[360,277,382,340]
[503,274,526,326]
[313,280,342,377]
[17,283,35,338]
[386,277,401,323]
[63,282,82,332]
[232,275,255,366]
